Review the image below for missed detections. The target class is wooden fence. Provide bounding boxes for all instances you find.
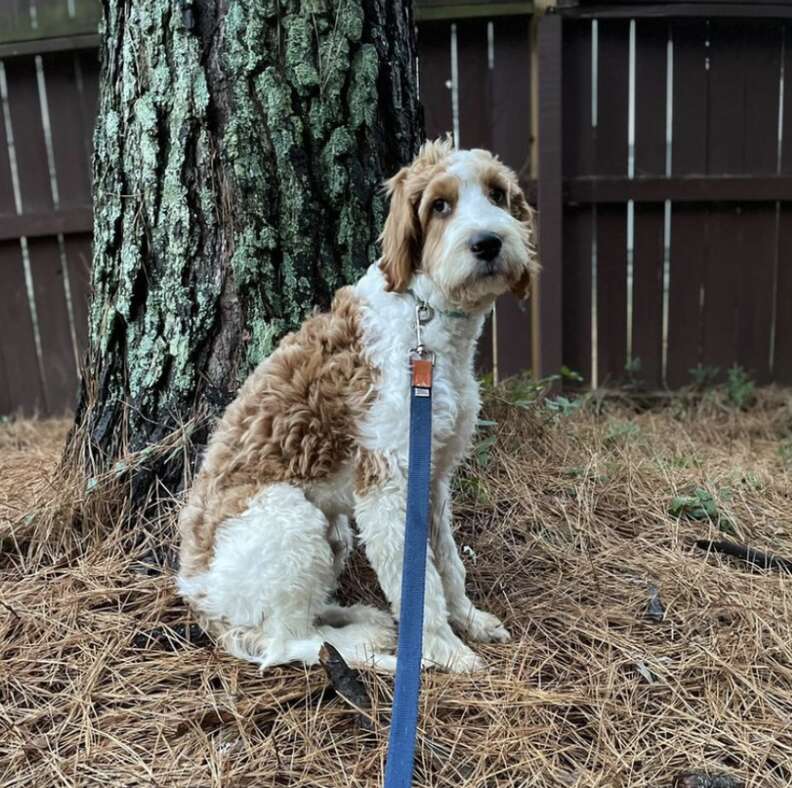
[0,0,97,416]
[541,3,792,389]
[1,0,792,416]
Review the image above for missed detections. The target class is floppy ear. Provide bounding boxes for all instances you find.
[378,168,420,293]
[508,181,538,301]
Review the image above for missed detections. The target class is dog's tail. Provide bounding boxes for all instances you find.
[196,604,399,672]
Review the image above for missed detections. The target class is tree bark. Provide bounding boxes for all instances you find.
[73,0,422,501]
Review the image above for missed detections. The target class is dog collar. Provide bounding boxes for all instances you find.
[405,289,473,322]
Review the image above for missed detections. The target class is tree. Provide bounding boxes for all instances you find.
[72,0,422,502]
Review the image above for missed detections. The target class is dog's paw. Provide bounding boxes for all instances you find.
[423,635,487,673]
[460,608,511,644]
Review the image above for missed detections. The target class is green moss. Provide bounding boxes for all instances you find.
[320,126,354,198]
[284,14,320,92]
[348,44,379,128]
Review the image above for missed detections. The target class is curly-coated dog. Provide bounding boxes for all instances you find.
[177,139,537,672]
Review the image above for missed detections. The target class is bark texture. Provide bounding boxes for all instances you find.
[75,0,422,498]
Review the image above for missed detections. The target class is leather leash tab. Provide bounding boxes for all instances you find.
[411,358,433,390]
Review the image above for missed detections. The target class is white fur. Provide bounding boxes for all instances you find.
[178,149,527,672]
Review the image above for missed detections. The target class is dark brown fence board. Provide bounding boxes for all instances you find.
[77,49,100,164]
[27,236,78,412]
[562,207,593,383]
[491,16,532,176]
[775,205,792,382]
[0,82,17,212]
[562,19,594,178]
[0,341,12,415]
[42,51,92,207]
[706,20,746,173]
[589,21,629,383]
[418,22,453,138]
[538,11,564,379]
[595,20,630,176]
[666,204,707,387]
[0,240,45,415]
[671,19,708,175]
[741,22,784,175]
[634,20,668,176]
[706,19,783,176]
[596,204,628,383]
[667,19,709,387]
[64,233,92,353]
[3,56,53,214]
[734,205,776,382]
[701,206,742,378]
[457,18,492,149]
[632,203,665,386]
[491,15,533,379]
[457,18,494,374]
[782,23,792,175]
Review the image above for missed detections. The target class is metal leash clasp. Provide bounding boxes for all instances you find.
[410,302,435,395]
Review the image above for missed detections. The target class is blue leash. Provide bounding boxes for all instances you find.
[383,354,434,788]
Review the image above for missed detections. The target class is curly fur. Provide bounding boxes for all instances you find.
[177,142,538,672]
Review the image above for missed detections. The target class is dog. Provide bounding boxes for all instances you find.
[177,139,537,672]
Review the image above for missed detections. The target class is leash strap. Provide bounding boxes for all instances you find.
[383,357,434,788]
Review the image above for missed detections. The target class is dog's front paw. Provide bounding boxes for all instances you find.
[423,635,486,673]
[459,607,511,643]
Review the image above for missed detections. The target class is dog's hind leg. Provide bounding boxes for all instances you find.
[178,483,394,670]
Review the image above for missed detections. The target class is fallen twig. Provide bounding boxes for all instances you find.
[695,539,792,574]
[319,643,375,732]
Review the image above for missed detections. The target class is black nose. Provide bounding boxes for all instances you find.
[470,232,502,262]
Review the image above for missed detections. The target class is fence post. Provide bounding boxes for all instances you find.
[535,10,563,381]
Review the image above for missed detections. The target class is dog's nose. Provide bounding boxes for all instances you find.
[470,232,502,262]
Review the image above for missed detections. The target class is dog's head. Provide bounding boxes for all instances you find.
[378,138,537,310]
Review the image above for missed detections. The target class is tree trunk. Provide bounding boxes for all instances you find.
[73,0,422,501]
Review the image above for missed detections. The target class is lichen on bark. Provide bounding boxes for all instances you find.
[74,0,422,501]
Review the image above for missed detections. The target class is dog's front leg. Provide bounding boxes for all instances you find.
[355,480,485,672]
[432,479,511,644]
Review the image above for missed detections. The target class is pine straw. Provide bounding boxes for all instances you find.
[1,389,792,787]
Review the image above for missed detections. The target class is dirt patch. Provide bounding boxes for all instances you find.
[1,389,791,786]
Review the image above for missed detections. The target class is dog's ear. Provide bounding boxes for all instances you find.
[378,167,420,293]
[508,180,538,301]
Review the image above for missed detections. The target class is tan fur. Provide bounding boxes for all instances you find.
[179,288,376,577]
[354,448,391,497]
[378,138,455,292]
[380,139,536,302]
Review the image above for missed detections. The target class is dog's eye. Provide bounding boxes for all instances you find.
[432,199,450,215]
[490,188,506,206]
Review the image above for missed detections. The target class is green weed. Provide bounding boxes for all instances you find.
[669,486,735,535]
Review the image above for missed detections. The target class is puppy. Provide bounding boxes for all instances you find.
[177,139,537,672]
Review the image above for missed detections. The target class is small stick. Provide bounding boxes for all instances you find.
[0,600,20,620]
[319,643,375,732]
[318,644,476,780]
[695,540,792,574]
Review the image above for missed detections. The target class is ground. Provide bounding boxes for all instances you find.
[1,384,791,787]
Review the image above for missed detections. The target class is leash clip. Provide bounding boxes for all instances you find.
[410,301,435,396]
[413,301,434,354]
